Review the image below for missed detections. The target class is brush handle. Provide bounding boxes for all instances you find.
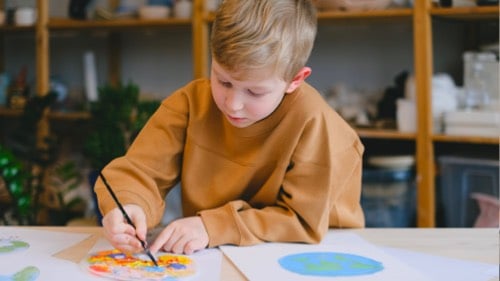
[99,172,159,266]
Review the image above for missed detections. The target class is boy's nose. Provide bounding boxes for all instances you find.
[225,91,244,111]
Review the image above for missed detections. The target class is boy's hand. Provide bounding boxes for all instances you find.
[149,216,209,255]
[102,204,148,253]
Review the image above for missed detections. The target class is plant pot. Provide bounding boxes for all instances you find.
[88,170,103,225]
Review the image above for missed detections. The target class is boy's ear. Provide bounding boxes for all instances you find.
[285,67,311,94]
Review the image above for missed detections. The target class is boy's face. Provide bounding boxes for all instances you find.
[210,59,291,128]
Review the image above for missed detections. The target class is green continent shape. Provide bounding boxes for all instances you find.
[0,240,29,253]
[12,266,40,281]
[351,261,383,270]
[295,256,342,272]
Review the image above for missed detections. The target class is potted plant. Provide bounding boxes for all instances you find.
[0,92,59,225]
[83,82,140,172]
[44,160,86,225]
[0,144,33,224]
[83,82,160,222]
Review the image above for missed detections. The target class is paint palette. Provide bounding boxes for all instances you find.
[83,249,196,280]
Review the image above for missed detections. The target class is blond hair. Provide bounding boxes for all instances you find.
[211,0,317,82]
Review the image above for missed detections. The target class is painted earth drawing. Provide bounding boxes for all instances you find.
[278,251,384,277]
[85,249,196,281]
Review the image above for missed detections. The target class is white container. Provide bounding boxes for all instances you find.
[444,110,500,127]
[174,0,192,19]
[15,7,36,26]
[444,110,500,138]
[83,51,98,102]
[396,98,416,133]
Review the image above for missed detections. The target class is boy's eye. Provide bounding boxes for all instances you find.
[219,80,232,88]
[247,89,263,96]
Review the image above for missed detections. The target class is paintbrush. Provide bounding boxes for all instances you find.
[99,172,159,267]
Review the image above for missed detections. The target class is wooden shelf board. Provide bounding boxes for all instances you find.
[433,134,499,145]
[356,128,416,140]
[48,18,192,30]
[317,8,413,20]
[0,25,35,32]
[0,107,90,121]
[47,111,91,121]
[431,6,499,20]
[204,8,413,23]
[0,107,22,117]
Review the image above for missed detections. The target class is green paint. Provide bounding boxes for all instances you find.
[0,240,29,254]
[12,266,39,281]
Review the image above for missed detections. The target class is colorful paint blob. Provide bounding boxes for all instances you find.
[0,266,40,281]
[85,249,196,280]
[278,252,384,277]
[0,238,29,254]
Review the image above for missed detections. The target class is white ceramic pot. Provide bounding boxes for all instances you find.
[396,98,416,133]
[15,7,36,26]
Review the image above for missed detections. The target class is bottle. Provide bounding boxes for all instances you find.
[7,67,29,109]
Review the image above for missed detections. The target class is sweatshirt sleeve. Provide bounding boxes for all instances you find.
[329,138,365,228]
[94,90,189,228]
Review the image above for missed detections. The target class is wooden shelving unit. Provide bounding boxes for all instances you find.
[48,17,192,30]
[0,0,498,227]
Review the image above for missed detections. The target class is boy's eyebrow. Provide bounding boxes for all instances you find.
[212,68,228,80]
[248,85,271,92]
[212,64,273,92]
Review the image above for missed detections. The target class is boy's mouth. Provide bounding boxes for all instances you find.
[226,114,247,124]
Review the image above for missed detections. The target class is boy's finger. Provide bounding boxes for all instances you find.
[149,227,173,253]
[135,220,148,242]
[123,205,147,241]
[130,215,148,242]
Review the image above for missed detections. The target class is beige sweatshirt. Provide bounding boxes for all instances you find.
[95,78,365,248]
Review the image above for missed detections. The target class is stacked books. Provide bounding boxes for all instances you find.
[444,110,500,138]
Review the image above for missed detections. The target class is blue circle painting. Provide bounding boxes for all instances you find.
[278,252,383,277]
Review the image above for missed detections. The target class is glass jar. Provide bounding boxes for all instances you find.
[463,51,499,111]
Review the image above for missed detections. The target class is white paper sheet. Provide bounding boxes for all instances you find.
[0,227,93,280]
[0,227,90,256]
[382,247,499,281]
[1,253,103,281]
[220,232,431,281]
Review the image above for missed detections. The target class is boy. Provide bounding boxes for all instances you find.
[95,0,364,256]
